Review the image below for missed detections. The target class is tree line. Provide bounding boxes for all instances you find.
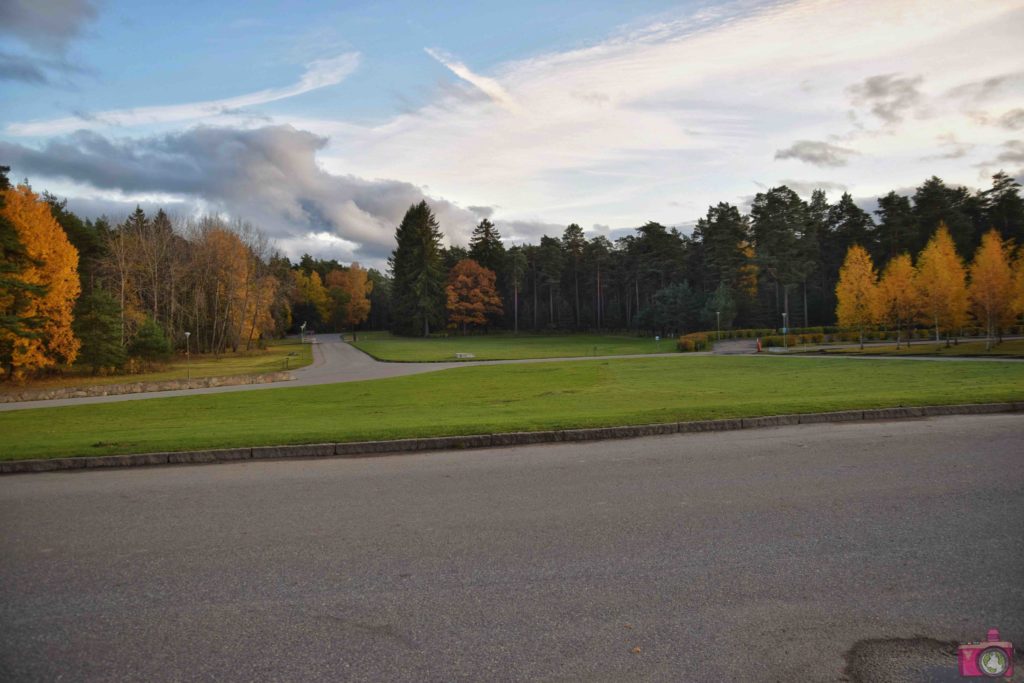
[385,172,1024,337]
[4,163,1024,380]
[0,167,373,381]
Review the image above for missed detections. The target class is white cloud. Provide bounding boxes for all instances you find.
[311,0,1024,229]
[5,52,361,136]
[424,48,522,113]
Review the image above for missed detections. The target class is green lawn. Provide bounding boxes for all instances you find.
[807,338,1024,358]
[0,338,313,393]
[350,331,675,361]
[3,356,1022,461]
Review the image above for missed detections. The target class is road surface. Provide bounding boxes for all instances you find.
[2,414,1021,681]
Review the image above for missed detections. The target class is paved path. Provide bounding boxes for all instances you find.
[2,337,1019,412]
[2,414,1021,681]
[0,340,700,412]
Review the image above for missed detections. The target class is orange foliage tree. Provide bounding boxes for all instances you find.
[968,229,1016,348]
[326,263,373,339]
[915,223,968,344]
[0,184,80,379]
[445,259,503,333]
[876,253,919,348]
[835,244,879,349]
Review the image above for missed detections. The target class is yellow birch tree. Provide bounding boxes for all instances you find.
[877,253,919,348]
[915,223,969,345]
[968,229,1015,349]
[835,244,879,349]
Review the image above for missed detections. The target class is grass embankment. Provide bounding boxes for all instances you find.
[804,339,1024,358]
[351,331,674,361]
[0,338,313,393]
[3,356,1022,461]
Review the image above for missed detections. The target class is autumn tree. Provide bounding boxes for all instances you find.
[0,182,80,379]
[290,269,330,329]
[835,244,879,349]
[445,259,503,333]
[326,263,373,339]
[0,167,47,374]
[876,253,919,348]
[915,223,969,344]
[968,229,1015,348]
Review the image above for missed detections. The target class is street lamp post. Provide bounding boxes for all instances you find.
[184,331,191,383]
[782,312,788,351]
[716,310,721,342]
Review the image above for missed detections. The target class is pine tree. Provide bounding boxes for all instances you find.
[914,223,969,344]
[968,229,1015,349]
[74,290,127,374]
[835,244,879,349]
[468,219,505,275]
[389,201,445,336]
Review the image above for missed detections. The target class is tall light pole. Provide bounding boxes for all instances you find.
[184,331,191,383]
[782,312,788,351]
[716,310,721,342]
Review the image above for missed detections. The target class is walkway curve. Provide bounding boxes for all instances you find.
[1,338,1020,412]
[0,340,702,412]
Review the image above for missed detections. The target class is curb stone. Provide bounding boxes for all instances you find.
[2,404,1020,475]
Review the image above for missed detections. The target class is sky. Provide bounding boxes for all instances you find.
[1,0,1023,269]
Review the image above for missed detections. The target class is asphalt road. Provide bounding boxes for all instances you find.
[2,415,1022,681]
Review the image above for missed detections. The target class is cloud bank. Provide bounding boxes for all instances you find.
[0,125,481,263]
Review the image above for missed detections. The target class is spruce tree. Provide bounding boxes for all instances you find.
[389,201,445,336]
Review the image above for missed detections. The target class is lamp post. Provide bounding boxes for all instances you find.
[184,331,191,383]
[782,312,788,351]
[716,310,721,342]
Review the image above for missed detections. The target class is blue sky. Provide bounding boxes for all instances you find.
[2,0,1023,267]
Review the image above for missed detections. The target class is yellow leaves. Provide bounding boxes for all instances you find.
[914,223,968,335]
[0,185,80,378]
[968,229,1015,333]
[292,270,331,322]
[326,263,373,328]
[877,253,919,330]
[835,244,879,332]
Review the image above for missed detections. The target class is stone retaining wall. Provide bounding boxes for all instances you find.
[2,402,1020,474]
[0,371,293,403]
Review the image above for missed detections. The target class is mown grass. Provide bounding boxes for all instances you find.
[807,338,1024,358]
[2,355,1022,461]
[351,331,674,361]
[0,338,313,393]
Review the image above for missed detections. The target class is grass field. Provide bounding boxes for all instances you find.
[351,331,675,361]
[3,355,1022,461]
[806,338,1024,358]
[0,338,313,393]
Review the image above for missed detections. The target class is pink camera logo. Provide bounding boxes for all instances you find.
[957,628,1014,678]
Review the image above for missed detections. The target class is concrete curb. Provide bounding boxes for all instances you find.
[2,402,1020,475]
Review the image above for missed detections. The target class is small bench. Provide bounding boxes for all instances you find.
[454,352,475,359]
